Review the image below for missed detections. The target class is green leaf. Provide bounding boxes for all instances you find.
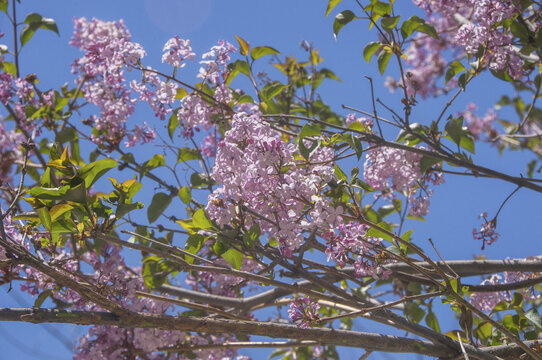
[178,186,192,205]
[192,208,213,229]
[221,248,244,270]
[34,289,53,308]
[401,16,423,39]
[147,193,172,224]
[425,311,441,332]
[363,42,382,63]
[37,207,52,231]
[261,83,288,101]
[177,147,202,163]
[367,1,391,16]
[334,164,348,181]
[250,46,280,60]
[243,223,260,247]
[190,172,210,189]
[525,308,542,329]
[377,49,392,75]
[333,10,356,40]
[0,0,8,14]
[405,303,426,323]
[445,61,466,84]
[141,154,165,176]
[49,204,74,222]
[20,13,59,47]
[325,0,342,17]
[227,60,250,80]
[419,156,440,174]
[234,35,250,56]
[78,158,117,188]
[417,23,439,39]
[381,16,400,32]
[168,111,179,139]
[445,116,464,146]
[1,61,17,76]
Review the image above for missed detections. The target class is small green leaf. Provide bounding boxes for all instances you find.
[192,208,213,229]
[419,156,441,174]
[178,186,192,205]
[49,204,74,222]
[525,308,542,329]
[333,10,356,40]
[445,61,466,84]
[381,16,400,32]
[363,42,382,63]
[168,111,179,139]
[417,23,439,39]
[177,147,202,162]
[147,193,172,224]
[34,289,53,308]
[425,311,441,332]
[37,207,52,231]
[0,0,8,14]
[235,35,250,56]
[250,46,280,60]
[78,158,117,188]
[445,116,464,146]
[20,13,60,47]
[377,49,392,75]
[325,0,342,17]
[221,248,243,270]
[243,223,261,247]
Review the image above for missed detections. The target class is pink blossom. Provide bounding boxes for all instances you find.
[161,36,195,68]
[288,297,320,328]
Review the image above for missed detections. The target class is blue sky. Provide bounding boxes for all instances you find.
[1,1,540,359]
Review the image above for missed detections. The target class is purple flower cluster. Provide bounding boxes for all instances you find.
[322,222,392,279]
[469,269,540,311]
[161,36,195,68]
[288,297,320,328]
[206,112,341,256]
[70,17,153,148]
[363,146,444,217]
[459,103,498,141]
[0,118,24,182]
[472,212,499,248]
[389,0,528,98]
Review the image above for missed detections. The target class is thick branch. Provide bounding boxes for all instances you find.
[0,308,468,358]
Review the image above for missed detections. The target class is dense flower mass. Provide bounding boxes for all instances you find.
[363,146,443,217]
[472,212,499,248]
[161,36,195,68]
[389,0,530,98]
[322,222,391,279]
[470,268,541,311]
[288,297,320,328]
[206,112,341,256]
[70,17,152,148]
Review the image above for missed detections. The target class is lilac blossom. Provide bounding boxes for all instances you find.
[470,270,541,311]
[206,112,341,256]
[459,103,498,140]
[473,212,499,248]
[288,297,320,328]
[161,36,195,68]
[322,223,392,279]
[70,17,151,148]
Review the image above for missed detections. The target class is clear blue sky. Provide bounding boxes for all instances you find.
[1,1,540,359]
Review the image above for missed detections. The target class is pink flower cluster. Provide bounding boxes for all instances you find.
[176,40,236,139]
[472,212,499,248]
[161,36,195,68]
[469,270,540,311]
[390,0,528,98]
[459,103,498,141]
[206,112,341,257]
[70,17,154,148]
[0,118,24,182]
[322,222,392,279]
[363,146,444,217]
[288,297,320,328]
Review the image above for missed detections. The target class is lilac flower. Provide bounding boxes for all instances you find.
[288,297,320,328]
[472,212,499,248]
[161,35,195,68]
